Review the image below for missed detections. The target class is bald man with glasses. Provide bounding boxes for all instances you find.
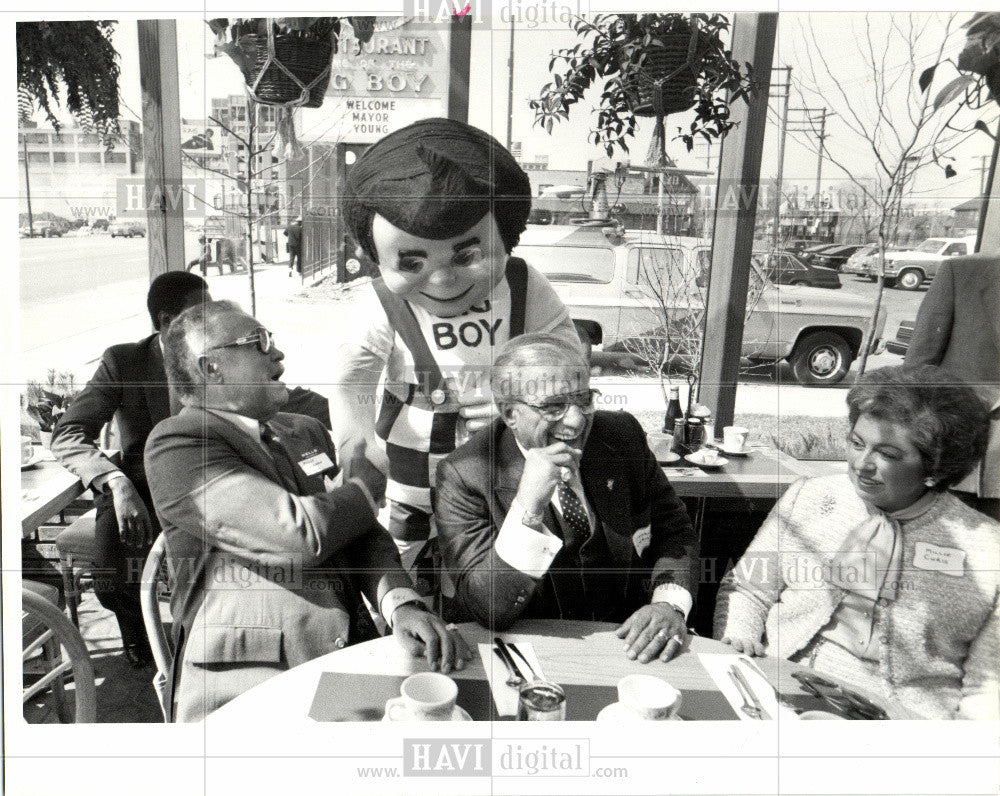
[145,300,470,721]
[435,333,699,663]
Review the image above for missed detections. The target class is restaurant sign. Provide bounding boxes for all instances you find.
[300,18,449,144]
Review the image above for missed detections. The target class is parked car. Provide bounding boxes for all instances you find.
[806,244,867,271]
[753,250,842,289]
[25,221,65,238]
[514,225,886,386]
[842,244,881,278]
[109,220,146,238]
[872,236,976,290]
[885,319,916,356]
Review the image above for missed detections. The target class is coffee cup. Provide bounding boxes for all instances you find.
[21,436,34,465]
[384,672,458,721]
[617,674,682,720]
[646,432,674,461]
[723,426,749,452]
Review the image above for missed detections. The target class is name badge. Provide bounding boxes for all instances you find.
[632,525,652,557]
[912,542,965,576]
[298,451,335,477]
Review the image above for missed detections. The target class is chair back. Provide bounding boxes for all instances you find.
[141,533,174,718]
[22,585,97,722]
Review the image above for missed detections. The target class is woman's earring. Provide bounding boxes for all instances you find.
[923,478,936,488]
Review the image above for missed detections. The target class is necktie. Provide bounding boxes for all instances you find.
[557,482,592,550]
[260,423,299,492]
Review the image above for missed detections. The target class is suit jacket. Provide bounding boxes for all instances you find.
[144,407,411,720]
[906,255,1000,497]
[51,333,172,493]
[435,411,698,630]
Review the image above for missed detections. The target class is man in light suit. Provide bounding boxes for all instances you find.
[51,271,209,667]
[435,333,699,663]
[145,300,468,721]
[906,254,1000,515]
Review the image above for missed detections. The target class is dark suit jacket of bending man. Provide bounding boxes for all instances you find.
[51,334,173,644]
[434,411,699,630]
[144,407,412,722]
[905,254,1000,502]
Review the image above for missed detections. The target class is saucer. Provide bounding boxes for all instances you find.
[716,444,750,457]
[20,450,45,470]
[596,702,682,722]
[684,452,728,469]
[656,452,681,464]
[382,705,472,722]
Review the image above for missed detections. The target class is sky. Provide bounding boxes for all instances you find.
[93,9,997,213]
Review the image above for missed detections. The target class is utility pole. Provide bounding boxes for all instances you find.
[785,106,831,240]
[22,133,35,237]
[814,108,828,211]
[505,19,514,150]
[770,66,791,250]
[975,154,989,197]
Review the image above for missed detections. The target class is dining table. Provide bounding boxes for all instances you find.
[20,450,86,540]
[205,619,907,725]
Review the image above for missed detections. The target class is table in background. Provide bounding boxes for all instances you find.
[20,454,85,540]
[205,619,904,724]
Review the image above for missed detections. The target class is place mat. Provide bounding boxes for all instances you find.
[308,671,499,722]
[698,653,799,721]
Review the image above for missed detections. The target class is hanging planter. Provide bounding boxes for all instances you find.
[530,14,752,159]
[209,17,374,109]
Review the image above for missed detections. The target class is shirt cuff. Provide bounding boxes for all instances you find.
[380,587,426,628]
[494,497,563,578]
[652,584,693,621]
[92,471,128,492]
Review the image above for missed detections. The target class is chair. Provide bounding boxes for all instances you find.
[23,581,97,723]
[140,533,174,720]
[54,509,98,626]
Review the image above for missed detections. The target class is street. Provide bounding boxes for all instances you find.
[18,238,922,417]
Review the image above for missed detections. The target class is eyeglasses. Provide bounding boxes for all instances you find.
[515,389,601,422]
[206,328,274,355]
[790,670,889,720]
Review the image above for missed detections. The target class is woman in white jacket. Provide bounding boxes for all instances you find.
[715,365,998,719]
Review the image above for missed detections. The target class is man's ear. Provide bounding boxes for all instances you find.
[197,355,219,378]
[157,311,174,331]
[497,401,517,427]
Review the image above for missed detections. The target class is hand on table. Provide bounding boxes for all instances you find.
[391,604,473,674]
[515,442,583,516]
[109,477,155,549]
[616,603,688,663]
[720,635,766,657]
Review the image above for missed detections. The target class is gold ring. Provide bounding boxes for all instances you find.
[559,467,572,482]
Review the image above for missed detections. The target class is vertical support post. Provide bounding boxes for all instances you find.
[697,13,777,430]
[448,16,472,123]
[977,126,1000,255]
[506,19,515,150]
[137,20,185,284]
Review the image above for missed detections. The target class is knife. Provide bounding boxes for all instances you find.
[494,637,528,682]
[731,664,771,720]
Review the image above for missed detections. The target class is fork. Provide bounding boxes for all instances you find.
[728,669,762,719]
[492,643,525,688]
[507,642,539,681]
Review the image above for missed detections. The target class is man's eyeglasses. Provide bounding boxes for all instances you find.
[206,328,274,355]
[790,670,889,720]
[515,389,601,422]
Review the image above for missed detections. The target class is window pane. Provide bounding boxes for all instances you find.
[78,152,102,164]
[516,245,615,283]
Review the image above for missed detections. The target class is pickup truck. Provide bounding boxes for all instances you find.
[871,236,976,290]
[514,225,886,386]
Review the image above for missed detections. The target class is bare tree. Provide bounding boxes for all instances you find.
[790,13,973,374]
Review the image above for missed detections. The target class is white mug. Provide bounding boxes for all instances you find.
[617,674,682,720]
[646,432,674,461]
[700,448,720,465]
[385,672,458,721]
[723,426,749,452]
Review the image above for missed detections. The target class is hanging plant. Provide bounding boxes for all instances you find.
[529,14,752,160]
[16,20,123,145]
[208,17,375,109]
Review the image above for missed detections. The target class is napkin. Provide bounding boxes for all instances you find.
[697,653,799,721]
[477,642,546,717]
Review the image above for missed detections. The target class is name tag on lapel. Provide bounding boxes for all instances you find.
[632,525,652,557]
[298,450,335,477]
[912,542,965,576]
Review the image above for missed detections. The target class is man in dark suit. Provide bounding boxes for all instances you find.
[436,333,699,663]
[145,300,469,721]
[906,254,999,514]
[51,271,210,667]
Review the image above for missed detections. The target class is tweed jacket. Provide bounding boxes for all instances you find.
[144,407,411,720]
[715,475,1000,719]
[435,411,699,630]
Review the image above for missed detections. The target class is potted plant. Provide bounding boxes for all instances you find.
[529,14,753,163]
[24,370,78,445]
[16,21,123,144]
[208,17,375,108]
